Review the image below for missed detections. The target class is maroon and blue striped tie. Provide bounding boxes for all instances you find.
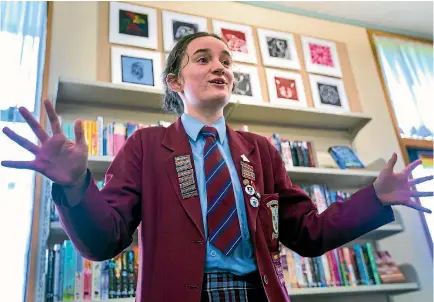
[201,126,241,256]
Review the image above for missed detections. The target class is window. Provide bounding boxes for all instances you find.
[0,2,47,301]
[373,35,433,140]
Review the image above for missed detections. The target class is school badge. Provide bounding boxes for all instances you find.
[241,161,255,181]
[266,199,279,239]
[175,155,198,199]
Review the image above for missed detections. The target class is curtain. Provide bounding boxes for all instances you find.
[0,1,47,302]
[373,35,433,140]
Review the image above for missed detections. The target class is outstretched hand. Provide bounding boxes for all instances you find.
[373,153,433,213]
[1,99,89,185]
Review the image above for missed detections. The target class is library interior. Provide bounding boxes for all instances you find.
[0,1,433,302]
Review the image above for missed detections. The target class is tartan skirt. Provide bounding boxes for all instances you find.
[200,271,268,302]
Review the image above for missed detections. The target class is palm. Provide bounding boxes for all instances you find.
[374,153,433,213]
[1,99,88,185]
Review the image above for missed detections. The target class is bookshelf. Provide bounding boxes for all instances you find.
[62,281,420,301]
[36,77,420,301]
[55,78,372,137]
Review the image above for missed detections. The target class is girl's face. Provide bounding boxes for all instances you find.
[171,36,234,112]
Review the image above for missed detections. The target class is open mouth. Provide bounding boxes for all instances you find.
[209,79,227,85]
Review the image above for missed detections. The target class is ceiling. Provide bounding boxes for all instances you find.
[248,1,433,40]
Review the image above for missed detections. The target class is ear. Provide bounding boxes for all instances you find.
[166,73,183,92]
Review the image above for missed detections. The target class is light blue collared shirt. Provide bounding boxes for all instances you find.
[181,113,257,275]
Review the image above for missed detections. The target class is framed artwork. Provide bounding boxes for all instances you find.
[257,28,301,70]
[111,46,162,90]
[212,20,257,64]
[231,63,263,103]
[309,74,349,112]
[109,2,158,49]
[265,68,307,107]
[301,36,342,77]
[162,11,208,52]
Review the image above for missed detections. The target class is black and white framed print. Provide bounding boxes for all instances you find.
[162,11,208,52]
[212,20,257,64]
[265,68,307,107]
[109,2,158,49]
[231,63,262,104]
[111,46,162,90]
[302,36,342,77]
[257,28,300,70]
[309,74,349,112]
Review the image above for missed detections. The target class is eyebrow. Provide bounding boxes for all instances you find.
[192,48,232,58]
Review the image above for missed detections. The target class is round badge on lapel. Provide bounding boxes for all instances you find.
[245,185,255,196]
[250,196,259,208]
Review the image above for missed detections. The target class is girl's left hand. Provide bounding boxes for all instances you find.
[373,153,433,213]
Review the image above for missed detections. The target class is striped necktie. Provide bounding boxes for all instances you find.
[201,126,241,256]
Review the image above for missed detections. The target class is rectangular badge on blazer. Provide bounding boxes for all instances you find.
[175,155,198,199]
[241,161,255,181]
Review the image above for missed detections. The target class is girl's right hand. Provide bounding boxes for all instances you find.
[1,99,89,186]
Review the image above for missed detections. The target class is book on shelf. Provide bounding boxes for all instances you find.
[60,117,172,157]
[265,132,318,169]
[328,145,365,170]
[45,240,139,301]
[282,242,405,291]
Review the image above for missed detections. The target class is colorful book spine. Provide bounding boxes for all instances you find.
[62,241,76,301]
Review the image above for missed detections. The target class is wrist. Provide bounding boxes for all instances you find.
[64,170,88,188]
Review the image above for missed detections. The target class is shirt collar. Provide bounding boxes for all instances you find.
[181,113,227,144]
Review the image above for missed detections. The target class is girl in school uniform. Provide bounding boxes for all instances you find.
[2,32,432,302]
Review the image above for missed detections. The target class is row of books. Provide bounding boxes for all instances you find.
[44,241,404,302]
[60,117,171,157]
[241,125,365,170]
[281,242,405,289]
[45,240,139,301]
[240,126,318,168]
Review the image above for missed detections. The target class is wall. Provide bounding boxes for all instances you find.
[47,1,433,302]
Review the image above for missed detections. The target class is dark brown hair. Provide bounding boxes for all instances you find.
[161,32,228,116]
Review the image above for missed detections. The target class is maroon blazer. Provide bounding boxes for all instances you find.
[52,118,395,301]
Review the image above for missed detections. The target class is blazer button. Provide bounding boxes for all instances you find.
[263,275,268,285]
[186,284,198,289]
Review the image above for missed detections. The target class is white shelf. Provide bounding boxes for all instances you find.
[87,156,379,188]
[56,283,418,302]
[49,219,403,242]
[55,78,372,138]
[286,166,379,188]
[225,99,372,138]
[289,282,418,297]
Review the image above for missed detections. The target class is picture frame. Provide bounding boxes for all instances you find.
[265,68,307,108]
[212,20,257,64]
[162,10,208,52]
[231,63,263,104]
[301,36,342,77]
[109,2,158,50]
[309,74,349,112]
[111,46,162,90]
[257,28,301,70]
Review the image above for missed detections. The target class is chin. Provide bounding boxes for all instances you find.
[204,93,231,107]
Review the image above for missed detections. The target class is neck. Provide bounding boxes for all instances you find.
[184,106,224,126]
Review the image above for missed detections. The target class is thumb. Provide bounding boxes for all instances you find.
[74,119,86,145]
[385,152,397,172]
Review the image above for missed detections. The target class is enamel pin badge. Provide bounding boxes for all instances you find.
[266,199,279,239]
[175,155,198,199]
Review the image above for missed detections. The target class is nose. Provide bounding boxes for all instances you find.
[212,66,225,75]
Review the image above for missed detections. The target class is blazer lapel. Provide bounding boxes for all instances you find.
[226,127,260,237]
[162,118,205,239]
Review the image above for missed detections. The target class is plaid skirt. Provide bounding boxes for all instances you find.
[200,271,268,302]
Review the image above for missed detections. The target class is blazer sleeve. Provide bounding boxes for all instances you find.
[267,140,395,257]
[51,130,143,261]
